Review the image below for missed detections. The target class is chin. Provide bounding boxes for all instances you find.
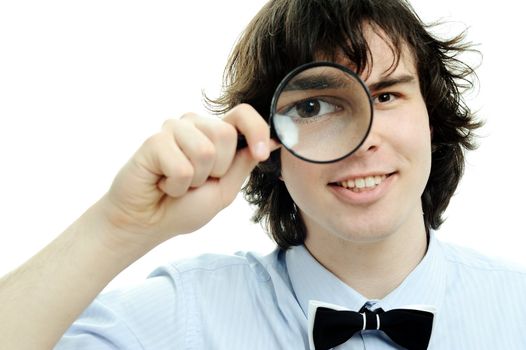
[330,217,402,243]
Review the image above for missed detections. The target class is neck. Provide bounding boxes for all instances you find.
[304,216,428,300]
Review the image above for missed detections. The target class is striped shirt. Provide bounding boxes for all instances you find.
[55,231,526,349]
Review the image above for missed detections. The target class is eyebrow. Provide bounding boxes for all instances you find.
[367,74,416,92]
[282,73,351,92]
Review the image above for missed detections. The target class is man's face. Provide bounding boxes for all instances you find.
[280,29,432,245]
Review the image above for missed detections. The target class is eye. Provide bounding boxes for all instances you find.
[374,93,396,104]
[284,99,340,119]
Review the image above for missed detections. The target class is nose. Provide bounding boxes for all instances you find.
[351,120,380,158]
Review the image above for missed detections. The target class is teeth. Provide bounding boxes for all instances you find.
[365,176,375,187]
[355,178,366,189]
[338,175,387,191]
[344,180,355,188]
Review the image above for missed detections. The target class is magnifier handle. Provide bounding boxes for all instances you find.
[236,134,248,150]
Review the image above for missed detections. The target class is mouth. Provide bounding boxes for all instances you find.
[330,173,395,193]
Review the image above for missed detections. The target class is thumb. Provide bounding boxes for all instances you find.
[217,148,259,208]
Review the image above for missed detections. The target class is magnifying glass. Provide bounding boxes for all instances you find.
[238,61,373,163]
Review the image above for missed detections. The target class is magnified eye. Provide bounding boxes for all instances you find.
[285,99,339,119]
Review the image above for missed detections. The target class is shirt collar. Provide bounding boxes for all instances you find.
[285,230,447,318]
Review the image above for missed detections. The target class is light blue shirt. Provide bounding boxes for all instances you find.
[56,232,526,349]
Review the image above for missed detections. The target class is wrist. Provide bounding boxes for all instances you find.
[77,197,159,268]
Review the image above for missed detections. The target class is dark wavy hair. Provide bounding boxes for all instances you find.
[207,0,482,249]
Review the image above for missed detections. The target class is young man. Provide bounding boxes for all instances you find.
[1,0,526,349]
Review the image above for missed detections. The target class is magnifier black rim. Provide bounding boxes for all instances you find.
[269,61,374,164]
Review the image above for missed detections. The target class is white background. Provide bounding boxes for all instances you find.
[0,0,524,291]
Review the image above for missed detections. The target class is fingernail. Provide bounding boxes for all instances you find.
[254,141,269,159]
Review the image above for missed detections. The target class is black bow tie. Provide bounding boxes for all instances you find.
[309,302,434,350]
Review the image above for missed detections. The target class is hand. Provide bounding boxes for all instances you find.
[97,104,276,249]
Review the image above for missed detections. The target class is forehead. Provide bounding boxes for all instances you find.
[330,26,418,82]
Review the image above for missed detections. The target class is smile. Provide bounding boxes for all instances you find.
[336,175,388,192]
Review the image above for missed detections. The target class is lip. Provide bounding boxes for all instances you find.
[328,172,397,205]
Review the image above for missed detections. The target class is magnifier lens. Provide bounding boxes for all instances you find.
[270,63,372,163]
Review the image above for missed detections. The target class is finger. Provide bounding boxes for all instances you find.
[217,147,259,207]
[178,114,238,178]
[153,147,259,236]
[140,132,194,197]
[222,104,271,161]
[164,119,216,187]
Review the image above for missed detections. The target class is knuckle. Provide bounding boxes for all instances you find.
[187,143,216,171]
[211,122,237,143]
[161,177,187,198]
[162,118,188,132]
[143,132,166,150]
[196,143,216,162]
[175,163,194,182]
[179,112,199,121]
[161,118,176,130]
[233,103,255,114]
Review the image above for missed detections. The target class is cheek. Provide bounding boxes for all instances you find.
[402,104,432,178]
[383,101,432,186]
[415,106,432,156]
[280,153,307,210]
[395,102,431,151]
[280,150,309,189]
[280,150,325,203]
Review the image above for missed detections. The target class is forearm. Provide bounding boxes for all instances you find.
[0,107,270,349]
[0,201,151,350]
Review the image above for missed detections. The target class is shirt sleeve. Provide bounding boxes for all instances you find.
[54,268,185,349]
